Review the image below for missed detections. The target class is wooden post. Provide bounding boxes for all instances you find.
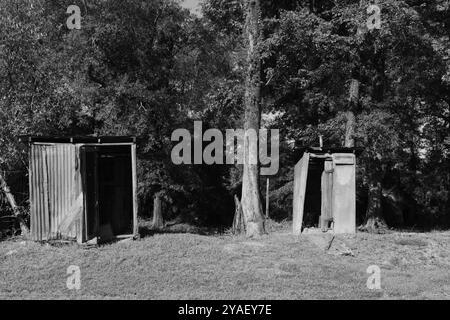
[131,144,138,237]
[320,160,333,232]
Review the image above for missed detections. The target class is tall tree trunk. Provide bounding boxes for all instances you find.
[344,0,365,148]
[241,0,265,237]
[344,79,359,148]
[0,173,29,235]
[362,45,388,232]
[152,193,164,230]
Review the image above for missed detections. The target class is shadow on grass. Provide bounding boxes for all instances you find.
[138,222,216,239]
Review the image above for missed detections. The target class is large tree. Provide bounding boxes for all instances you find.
[240,0,265,237]
[260,0,448,229]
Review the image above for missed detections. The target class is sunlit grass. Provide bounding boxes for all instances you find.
[0,225,449,299]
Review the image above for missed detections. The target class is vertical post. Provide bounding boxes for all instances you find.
[42,147,50,240]
[75,145,85,244]
[320,159,334,232]
[265,178,270,219]
[131,144,138,237]
[93,147,99,238]
[80,145,89,242]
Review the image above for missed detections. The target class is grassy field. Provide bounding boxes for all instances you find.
[1,221,450,300]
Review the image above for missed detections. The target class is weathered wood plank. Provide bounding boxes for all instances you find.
[293,153,310,235]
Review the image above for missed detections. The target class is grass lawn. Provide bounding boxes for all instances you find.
[1,221,450,300]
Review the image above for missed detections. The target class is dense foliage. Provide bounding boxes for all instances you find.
[1,0,448,231]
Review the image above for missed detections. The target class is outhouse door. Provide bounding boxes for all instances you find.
[80,145,135,242]
[80,146,100,241]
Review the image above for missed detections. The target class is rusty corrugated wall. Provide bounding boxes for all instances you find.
[29,144,83,241]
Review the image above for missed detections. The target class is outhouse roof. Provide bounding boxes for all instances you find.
[19,135,136,144]
[293,146,363,164]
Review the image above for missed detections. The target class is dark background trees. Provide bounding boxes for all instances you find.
[1,0,448,233]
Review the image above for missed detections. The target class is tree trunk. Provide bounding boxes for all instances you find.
[240,0,265,238]
[360,179,388,233]
[232,195,245,235]
[344,79,359,148]
[362,40,388,232]
[152,193,164,230]
[344,111,356,148]
[0,173,29,235]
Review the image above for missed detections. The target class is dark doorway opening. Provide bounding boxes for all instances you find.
[81,146,133,241]
[303,159,325,228]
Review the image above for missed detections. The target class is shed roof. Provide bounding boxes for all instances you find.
[19,136,136,144]
[293,146,363,164]
[303,147,362,155]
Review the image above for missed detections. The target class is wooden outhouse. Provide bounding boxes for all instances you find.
[293,148,357,235]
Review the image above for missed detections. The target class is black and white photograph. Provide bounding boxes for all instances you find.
[0,0,449,304]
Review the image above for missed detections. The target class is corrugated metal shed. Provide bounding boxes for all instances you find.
[30,143,82,241]
[22,136,138,243]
